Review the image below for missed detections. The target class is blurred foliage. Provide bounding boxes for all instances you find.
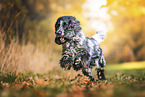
[0,0,52,43]
[0,0,145,64]
[1,1,145,96]
[0,0,85,44]
[104,0,145,63]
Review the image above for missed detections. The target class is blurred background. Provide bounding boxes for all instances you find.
[0,0,145,74]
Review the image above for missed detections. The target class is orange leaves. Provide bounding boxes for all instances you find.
[35,79,50,86]
[0,81,10,88]
[69,74,115,93]
[114,73,142,84]
[0,70,145,97]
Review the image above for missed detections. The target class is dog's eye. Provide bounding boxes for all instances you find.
[63,22,67,28]
[57,24,60,28]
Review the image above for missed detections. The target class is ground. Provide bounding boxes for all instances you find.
[0,61,145,97]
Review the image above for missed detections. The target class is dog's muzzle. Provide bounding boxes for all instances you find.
[55,36,68,45]
[58,36,66,43]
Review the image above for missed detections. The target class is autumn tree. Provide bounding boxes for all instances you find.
[104,0,145,63]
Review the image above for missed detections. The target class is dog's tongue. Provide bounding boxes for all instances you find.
[60,37,65,43]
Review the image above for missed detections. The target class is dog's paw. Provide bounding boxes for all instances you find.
[60,56,73,70]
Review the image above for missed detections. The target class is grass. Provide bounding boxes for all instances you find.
[0,61,145,97]
[106,61,145,70]
[0,30,60,75]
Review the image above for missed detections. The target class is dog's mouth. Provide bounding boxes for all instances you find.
[55,36,70,45]
[59,37,66,43]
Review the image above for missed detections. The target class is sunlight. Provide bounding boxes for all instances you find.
[82,0,110,32]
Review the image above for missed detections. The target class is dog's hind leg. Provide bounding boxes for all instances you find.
[97,68,106,80]
[82,67,95,81]
[96,54,106,80]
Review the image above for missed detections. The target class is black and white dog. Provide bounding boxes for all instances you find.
[55,16,106,81]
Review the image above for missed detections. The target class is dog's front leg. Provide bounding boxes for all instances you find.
[82,67,95,81]
[60,55,73,70]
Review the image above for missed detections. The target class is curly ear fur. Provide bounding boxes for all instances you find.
[55,16,82,34]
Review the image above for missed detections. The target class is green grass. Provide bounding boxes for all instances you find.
[106,61,145,70]
[0,61,145,97]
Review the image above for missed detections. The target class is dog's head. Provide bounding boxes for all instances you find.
[55,16,82,45]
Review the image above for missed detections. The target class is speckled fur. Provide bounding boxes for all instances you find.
[55,16,106,81]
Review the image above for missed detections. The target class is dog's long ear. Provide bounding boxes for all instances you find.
[68,20,74,26]
[55,37,62,45]
[74,20,82,33]
[68,17,81,33]
[67,20,75,31]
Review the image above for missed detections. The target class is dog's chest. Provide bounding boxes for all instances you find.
[62,42,76,52]
[63,42,74,49]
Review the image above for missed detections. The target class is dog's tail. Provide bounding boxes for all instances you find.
[91,23,107,44]
[91,30,106,44]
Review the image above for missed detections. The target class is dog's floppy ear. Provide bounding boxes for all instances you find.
[67,20,75,31]
[55,37,62,45]
[68,17,82,33]
[74,20,82,33]
[68,20,72,25]
[68,19,75,26]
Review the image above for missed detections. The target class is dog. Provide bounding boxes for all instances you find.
[55,16,106,81]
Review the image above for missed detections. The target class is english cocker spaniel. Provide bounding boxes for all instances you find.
[55,16,106,81]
